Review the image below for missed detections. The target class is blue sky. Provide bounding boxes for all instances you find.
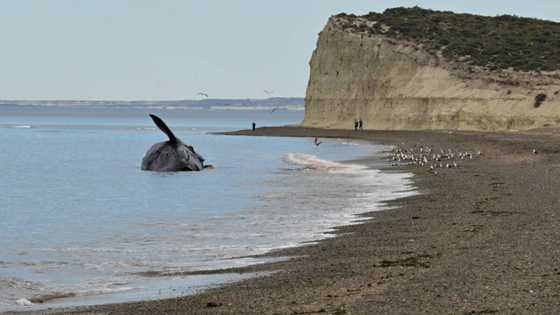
[0,1,558,100]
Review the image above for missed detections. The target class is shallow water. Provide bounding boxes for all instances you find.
[0,105,417,311]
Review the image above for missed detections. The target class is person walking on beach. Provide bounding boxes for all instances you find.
[252,122,256,131]
[358,119,363,130]
[354,119,358,131]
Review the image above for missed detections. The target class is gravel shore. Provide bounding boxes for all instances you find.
[14,127,560,315]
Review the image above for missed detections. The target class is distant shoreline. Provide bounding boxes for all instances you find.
[14,126,560,314]
[0,99,305,114]
[0,97,304,106]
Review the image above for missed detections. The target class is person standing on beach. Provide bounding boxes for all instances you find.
[358,119,363,130]
[354,119,358,131]
[252,122,256,131]
[314,137,322,147]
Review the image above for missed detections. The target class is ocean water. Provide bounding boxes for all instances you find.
[0,105,417,312]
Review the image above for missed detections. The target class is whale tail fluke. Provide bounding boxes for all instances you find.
[149,114,178,144]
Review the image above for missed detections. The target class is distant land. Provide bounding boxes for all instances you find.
[0,97,304,111]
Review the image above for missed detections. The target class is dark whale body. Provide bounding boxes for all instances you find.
[141,114,206,172]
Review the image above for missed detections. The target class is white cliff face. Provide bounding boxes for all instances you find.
[303,17,560,131]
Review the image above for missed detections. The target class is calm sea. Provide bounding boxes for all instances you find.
[0,104,416,311]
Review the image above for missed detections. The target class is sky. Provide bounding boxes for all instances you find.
[0,1,559,100]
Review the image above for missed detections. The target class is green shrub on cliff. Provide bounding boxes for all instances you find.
[336,7,560,72]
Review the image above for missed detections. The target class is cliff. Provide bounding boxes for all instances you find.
[303,7,560,131]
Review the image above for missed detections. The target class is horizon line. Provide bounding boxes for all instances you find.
[0,96,305,102]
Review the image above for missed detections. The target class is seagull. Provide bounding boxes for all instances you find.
[314,137,322,147]
[264,90,274,96]
[197,92,209,98]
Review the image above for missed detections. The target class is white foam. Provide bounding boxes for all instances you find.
[279,152,417,240]
[10,125,32,129]
[282,153,365,171]
[0,277,43,311]
[75,285,136,296]
[15,298,33,306]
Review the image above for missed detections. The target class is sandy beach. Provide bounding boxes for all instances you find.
[12,126,560,314]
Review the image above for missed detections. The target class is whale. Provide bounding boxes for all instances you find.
[141,114,207,172]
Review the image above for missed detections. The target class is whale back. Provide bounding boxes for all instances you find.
[141,141,204,171]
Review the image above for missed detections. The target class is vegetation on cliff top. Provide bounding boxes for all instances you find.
[336,7,560,72]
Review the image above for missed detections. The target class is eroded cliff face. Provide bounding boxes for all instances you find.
[303,17,560,131]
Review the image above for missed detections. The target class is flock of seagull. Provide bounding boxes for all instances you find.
[389,145,482,175]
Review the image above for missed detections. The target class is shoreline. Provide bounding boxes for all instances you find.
[6,129,411,314]
[11,126,560,314]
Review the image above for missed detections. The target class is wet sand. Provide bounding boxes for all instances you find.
[12,127,560,314]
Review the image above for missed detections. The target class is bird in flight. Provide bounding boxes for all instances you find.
[264,90,274,96]
[197,92,209,98]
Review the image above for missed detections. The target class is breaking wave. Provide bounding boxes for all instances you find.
[0,276,136,310]
[282,153,365,171]
[0,124,33,129]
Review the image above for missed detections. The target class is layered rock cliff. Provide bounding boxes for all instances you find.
[303,8,560,131]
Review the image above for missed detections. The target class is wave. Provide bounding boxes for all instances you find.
[15,298,33,306]
[0,124,33,129]
[28,286,135,304]
[0,277,44,310]
[0,274,136,310]
[280,152,417,228]
[0,277,44,291]
[281,153,365,172]
[133,257,287,278]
